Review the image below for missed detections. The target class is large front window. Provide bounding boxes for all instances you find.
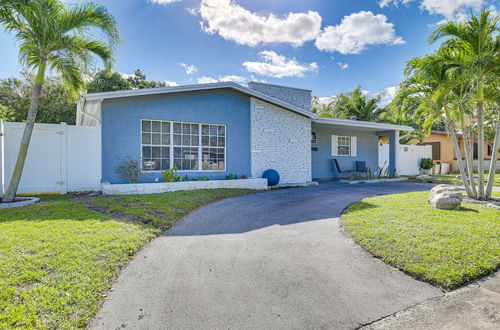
[141,120,226,172]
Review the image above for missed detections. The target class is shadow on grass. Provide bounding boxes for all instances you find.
[343,201,380,214]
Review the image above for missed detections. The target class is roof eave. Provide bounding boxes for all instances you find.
[82,82,315,119]
[313,118,414,132]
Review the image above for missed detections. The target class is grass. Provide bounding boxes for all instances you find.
[428,172,500,186]
[342,191,500,290]
[0,189,255,329]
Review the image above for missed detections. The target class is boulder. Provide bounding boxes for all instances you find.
[428,184,463,210]
[416,175,432,182]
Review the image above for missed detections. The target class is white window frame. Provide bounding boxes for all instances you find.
[331,135,357,157]
[140,119,227,173]
[337,136,351,156]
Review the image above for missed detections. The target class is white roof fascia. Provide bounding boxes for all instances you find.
[313,117,414,132]
[82,82,315,119]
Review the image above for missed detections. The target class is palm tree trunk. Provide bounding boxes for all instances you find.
[461,128,477,198]
[485,117,500,199]
[1,63,45,203]
[477,80,485,199]
[446,120,473,197]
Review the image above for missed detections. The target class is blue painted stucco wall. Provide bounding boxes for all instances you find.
[101,89,251,183]
[311,124,379,180]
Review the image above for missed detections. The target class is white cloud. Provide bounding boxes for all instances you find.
[199,0,322,47]
[378,0,485,19]
[150,0,181,4]
[164,80,178,86]
[380,85,398,105]
[315,11,404,54]
[337,62,349,69]
[243,51,318,78]
[180,63,198,74]
[197,74,247,84]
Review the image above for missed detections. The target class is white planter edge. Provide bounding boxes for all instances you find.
[102,178,268,195]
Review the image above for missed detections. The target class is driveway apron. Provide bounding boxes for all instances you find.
[91,183,442,330]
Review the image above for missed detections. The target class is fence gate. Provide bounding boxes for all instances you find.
[1,121,101,195]
[378,143,432,176]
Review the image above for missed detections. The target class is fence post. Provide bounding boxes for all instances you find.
[59,122,68,194]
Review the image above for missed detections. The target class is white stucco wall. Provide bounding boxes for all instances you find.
[250,97,312,184]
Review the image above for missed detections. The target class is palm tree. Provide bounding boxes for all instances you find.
[331,85,386,121]
[429,9,499,199]
[0,0,119,203]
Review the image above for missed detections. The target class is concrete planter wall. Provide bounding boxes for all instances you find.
[338,177,407,184]
[102,178,268,195]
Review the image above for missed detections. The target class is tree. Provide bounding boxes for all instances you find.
[313,86,386,121]
[392,9,499,200]
[86,69,171,93]
[0,0,119,203]
[429,9,499,199]
[0,73,78,124]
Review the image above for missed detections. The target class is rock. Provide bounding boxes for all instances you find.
[428,184,463,210]
[416,175,432,181]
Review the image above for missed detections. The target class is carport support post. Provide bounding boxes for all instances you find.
[376,130,399,177]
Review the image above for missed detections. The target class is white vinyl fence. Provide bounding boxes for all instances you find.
[1,121,101,195]
[378,143,432,176]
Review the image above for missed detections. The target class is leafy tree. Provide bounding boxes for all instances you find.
[0,0,119,203]
[86,69,171,93]
[0,73,78,124]
[428,9,499,199]
[392,9,499,200]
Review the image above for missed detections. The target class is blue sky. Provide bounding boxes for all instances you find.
[0,0,496,100]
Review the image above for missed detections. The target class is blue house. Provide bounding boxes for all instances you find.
[76,82,411,184]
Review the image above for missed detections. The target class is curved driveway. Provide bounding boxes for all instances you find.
[91,183,442,330]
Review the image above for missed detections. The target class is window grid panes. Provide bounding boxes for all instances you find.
[141,120,225,172]
[201,125,225,170]
[338,136,350,156]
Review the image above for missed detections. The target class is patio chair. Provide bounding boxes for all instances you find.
[332,159,353,179]
[355,161,373,179]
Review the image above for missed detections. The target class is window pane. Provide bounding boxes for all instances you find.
[142,133,151,144]
[338,146,350,155]
[152,121,161,132]
[142,159,159,171]
[151,147,161,158]
[182,123,190,134]
[152,133,161,145]
[218,126,225,136]
[161,159,170,170]
[162,134,170,145]
[174,147,181,158]
[217,160,225,170]
[191,136,199,146]
[191,124,199,134]
[202,124,209,135]
[182,160,190,170]
[182,148,196,160]
[161,122,170,133]
[142,120,151,132]
[173,134,181,145]
[210,137,217,146]
[182,135,191,146]
[173,123,181,133]
[161,147,169,158]
[201,136,209,146]
[142,146,151,158]
[210,125,217,136]
[173,159,181,169]
[218,137,225,147]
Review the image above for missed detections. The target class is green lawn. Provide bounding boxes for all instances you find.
[0,189,254,329]
[428,172,500,186]
[342,191,500,290]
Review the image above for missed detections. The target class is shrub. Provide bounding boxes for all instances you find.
[225,174,239,180]
[115,157,142,183]
[162,168,178,182]
[420,158,434,170]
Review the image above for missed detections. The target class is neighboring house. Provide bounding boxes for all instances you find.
[76,82,411,184]
[414,131,500,172]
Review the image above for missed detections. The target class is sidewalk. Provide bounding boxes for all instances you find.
[362,272,500,330]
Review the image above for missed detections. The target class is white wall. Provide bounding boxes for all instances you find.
[1,121,101,195]
[249,97,312,184]
[379,143,432,176]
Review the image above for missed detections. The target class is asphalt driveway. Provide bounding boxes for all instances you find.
[91,183,443,330]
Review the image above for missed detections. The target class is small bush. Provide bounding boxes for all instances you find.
[115,157,142,183]
[162,168,178,182]
[420,158,434,170]
[225,174,239,180]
